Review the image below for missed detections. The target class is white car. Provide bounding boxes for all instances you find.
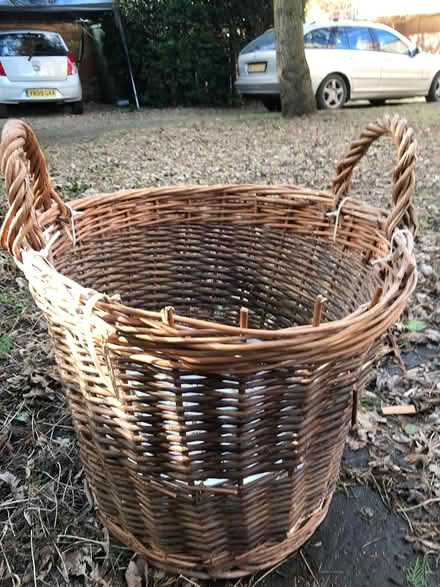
[235,20,440,110]
[0,29,83,118]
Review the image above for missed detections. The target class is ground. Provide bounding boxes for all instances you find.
[0,100,439,587]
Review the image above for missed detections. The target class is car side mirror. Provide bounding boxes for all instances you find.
[409,46,420,57]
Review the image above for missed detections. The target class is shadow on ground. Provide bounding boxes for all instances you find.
[262,476,439,587]
[261,345,440,587]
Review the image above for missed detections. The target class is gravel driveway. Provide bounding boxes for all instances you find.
[6,100,437,214]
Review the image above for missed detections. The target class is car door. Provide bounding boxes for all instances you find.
[304,26,341,94]
[337,26,380,98]
[371,28,425,96]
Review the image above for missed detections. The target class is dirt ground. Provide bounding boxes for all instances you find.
[0,100,439,586]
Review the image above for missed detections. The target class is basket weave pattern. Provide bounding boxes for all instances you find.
[0,117,417,578]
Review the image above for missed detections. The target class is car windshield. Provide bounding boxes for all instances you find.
[0,32,67,57]
[240,30,276,54]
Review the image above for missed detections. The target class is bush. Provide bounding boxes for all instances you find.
[102,0,273,107]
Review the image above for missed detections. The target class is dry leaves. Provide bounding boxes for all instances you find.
[0,471,24,500]
[125,559,143,587]
[60,547,110,586]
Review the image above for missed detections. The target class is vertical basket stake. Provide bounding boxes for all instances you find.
[160,306,196,496]
[312,295,327,327]
[238,307,249,490]
[240,307,249,330]
[351,287,383,428]
[161,306,175,328]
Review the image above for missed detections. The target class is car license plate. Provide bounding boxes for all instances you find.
[27,89,56,97]
[248,62,266,73]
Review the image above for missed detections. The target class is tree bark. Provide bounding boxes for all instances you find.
[274,0,317,117]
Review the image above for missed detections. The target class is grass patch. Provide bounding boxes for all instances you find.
[407,557,432,587]
[0,334,13,356]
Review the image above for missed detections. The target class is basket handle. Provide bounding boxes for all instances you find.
[0,119,71,261]
[332,115,418,240]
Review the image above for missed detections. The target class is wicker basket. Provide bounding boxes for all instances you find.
[0,116,417,579]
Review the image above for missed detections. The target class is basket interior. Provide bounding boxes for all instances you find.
[53,223,376,328]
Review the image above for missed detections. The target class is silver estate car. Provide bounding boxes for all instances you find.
[0,29,83,118]
[235,20,440,110]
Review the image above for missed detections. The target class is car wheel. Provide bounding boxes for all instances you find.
[426,72,440,103]
[316,74,347,110]
[262,97,281,112]
[0,104,8,119]
[71,100,84,115]
[369,99,386,107]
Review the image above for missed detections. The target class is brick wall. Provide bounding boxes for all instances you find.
[0,21,101,100]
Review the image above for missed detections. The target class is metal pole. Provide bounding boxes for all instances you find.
[113,4,140,110]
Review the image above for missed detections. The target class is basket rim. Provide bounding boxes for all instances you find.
[45,182,390,218]
[18,189,417,353]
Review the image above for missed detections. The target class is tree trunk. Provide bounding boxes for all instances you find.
[274,0,316,117]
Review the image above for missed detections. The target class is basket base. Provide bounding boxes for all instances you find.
[99,494,332,579]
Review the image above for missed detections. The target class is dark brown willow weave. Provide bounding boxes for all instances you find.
[0,116,417,578]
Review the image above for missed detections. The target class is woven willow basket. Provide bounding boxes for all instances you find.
[1,116,417,578]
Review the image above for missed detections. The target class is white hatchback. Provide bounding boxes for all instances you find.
[0,29,83,118]
[235,20,440,110]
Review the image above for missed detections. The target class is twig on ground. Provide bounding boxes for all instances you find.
[399,497,440,513]
[300,550,318,583]
[30,528,37,587]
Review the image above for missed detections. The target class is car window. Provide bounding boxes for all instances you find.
[334,27,350,49]
[340,26,375,51]
[304,27,336,49]
[373,28,409,55]
[0,32,67,57]
[240,30,276,55]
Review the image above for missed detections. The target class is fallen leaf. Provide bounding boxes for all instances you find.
[405,368,422,381]
[420,264,433,278]
[21,546,53,584]
[360,506,374,519]
[356,410,377,443]
[405,454,428,465]
[369,454,401,473]
[0,471,25,500]
[53,437,71,449]
[400,331,428,345]
[429,464,440,478]
[64,548,92,578]
[125,560,142,587]
[391,432,412,445]
[375,370,401,393]
[24,510,35,526]
[424,329,440,344]
[418,539,440,553]
[347,436,365,451]
[61,546,109,585]
[408,489,426,504]
[23,387,54,401]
